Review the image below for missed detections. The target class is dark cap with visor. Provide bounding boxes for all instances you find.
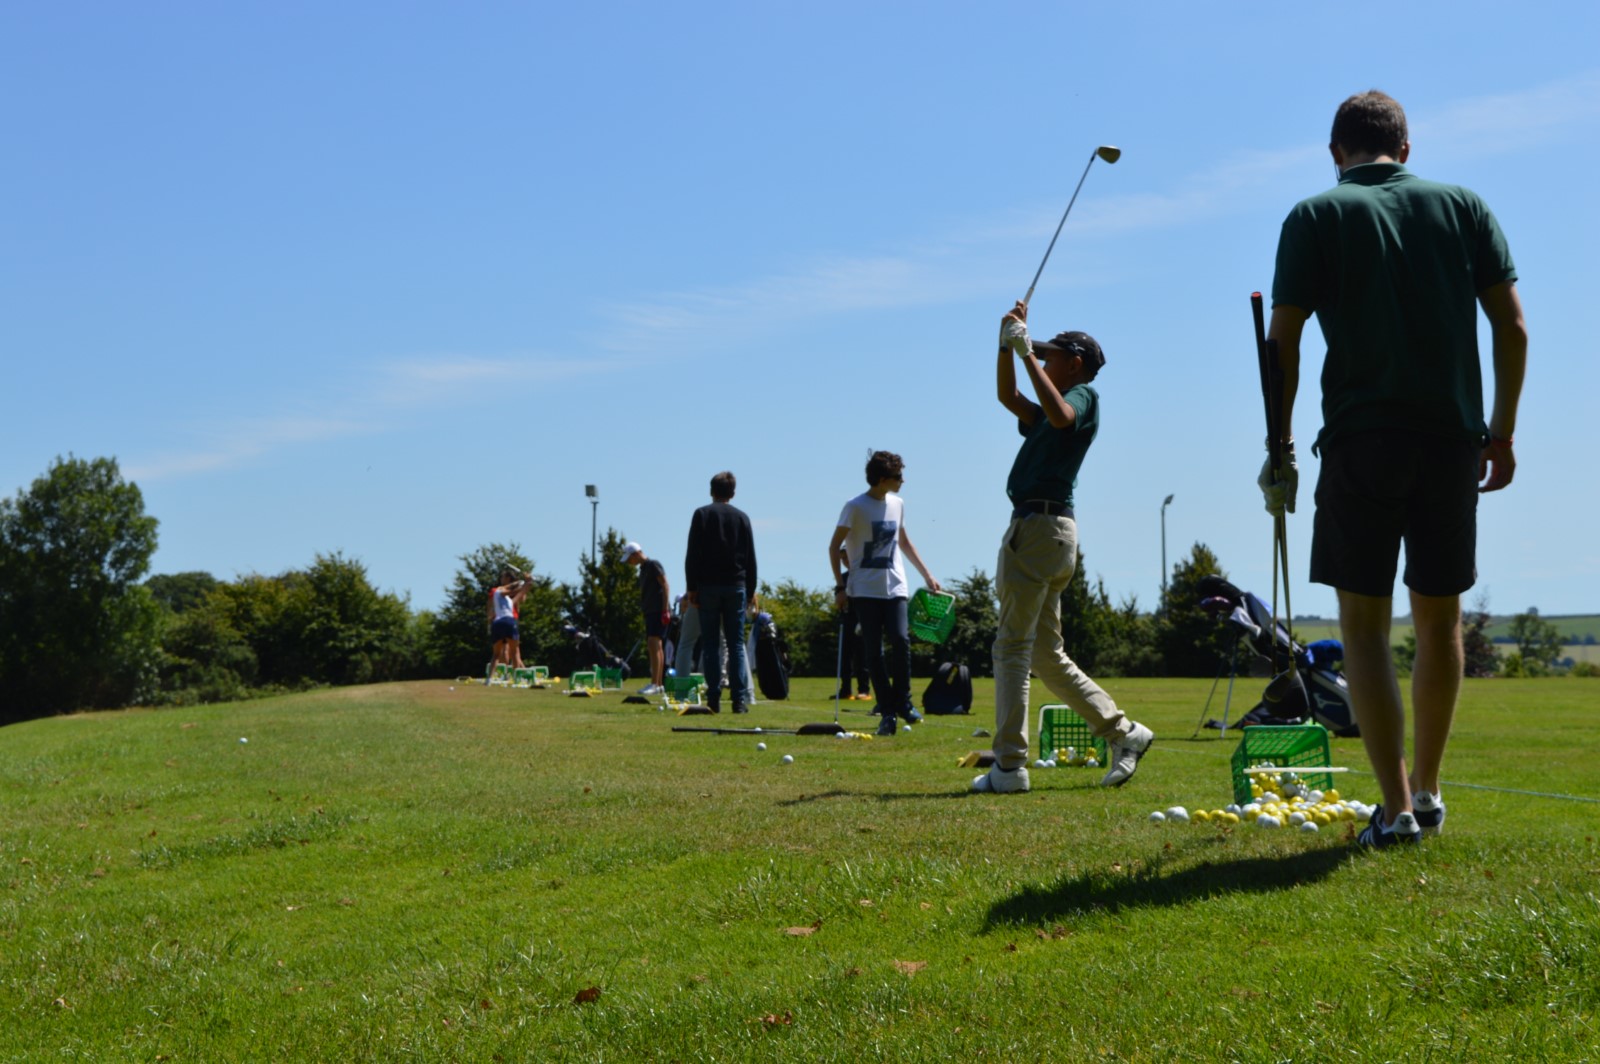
[1032,331,1105,376]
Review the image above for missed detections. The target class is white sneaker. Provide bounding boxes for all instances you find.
[1412,790,1446,837]
[637,684,663,696]
[1099,722,1154,787]
[970,765,1030,794]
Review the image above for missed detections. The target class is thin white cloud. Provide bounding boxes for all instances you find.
[601,69,1600,353]
[1417,71,1600,157]
[126,353,618,481]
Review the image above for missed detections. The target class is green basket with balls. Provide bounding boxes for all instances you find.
[1038,706,1108,767]
[1230,724,1334,805]
[908,589,957,645]
[596,667,625,690]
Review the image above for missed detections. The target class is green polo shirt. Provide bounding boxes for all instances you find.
[1272,163,1517,450]
[1005,385,1098,508]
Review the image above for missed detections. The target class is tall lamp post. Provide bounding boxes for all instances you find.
[1160,494,1175,606]
[585,485,598,569]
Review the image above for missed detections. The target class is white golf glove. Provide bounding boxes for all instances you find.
[1257,440,1298,516]
[1000,317,1032,358]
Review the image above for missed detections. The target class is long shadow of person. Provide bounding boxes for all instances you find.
[985,846,1351,930]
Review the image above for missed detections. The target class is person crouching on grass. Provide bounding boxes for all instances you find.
[828,450,941,737]
[975,302,1154,794]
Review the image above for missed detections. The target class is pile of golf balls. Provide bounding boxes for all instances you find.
[1031,745,1101,770]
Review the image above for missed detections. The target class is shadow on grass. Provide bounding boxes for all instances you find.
[984,846,1351,929]
[775,789,969,806]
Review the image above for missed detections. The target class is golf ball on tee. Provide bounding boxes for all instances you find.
[781,754,794,765]
[756,742,767,751]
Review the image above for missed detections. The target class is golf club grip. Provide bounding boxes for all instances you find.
[1250,293,1273,430]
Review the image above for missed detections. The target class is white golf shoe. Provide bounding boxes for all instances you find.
[970,764,1030,794]
[1099,721,1154,787]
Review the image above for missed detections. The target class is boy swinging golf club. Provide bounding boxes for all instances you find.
[977,303,1154,793]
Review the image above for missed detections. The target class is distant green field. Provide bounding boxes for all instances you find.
[1292,614,1600,658]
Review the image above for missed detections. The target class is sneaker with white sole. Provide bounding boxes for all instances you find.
[875,713,899,737]
[1356,805,1422,848]
[1411,791,1446,837]
[637,684,664,696]
[971,764,1030,794]
[1099,721,1154,787]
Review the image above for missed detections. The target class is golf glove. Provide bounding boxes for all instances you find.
[1000,317,1033,358]
[1257,440,1298,516]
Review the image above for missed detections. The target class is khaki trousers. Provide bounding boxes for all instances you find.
[991,513,1130,770]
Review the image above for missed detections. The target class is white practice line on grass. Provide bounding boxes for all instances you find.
[1164,743,1600,804]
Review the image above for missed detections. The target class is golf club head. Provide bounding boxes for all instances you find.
[1096,145,1121,164]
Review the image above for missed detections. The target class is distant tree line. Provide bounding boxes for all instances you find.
[4,456,1592,725]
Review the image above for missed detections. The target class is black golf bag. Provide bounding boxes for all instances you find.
[753,612,790,701]
[922,662,973,715]
[562,622,632,679]
[1196,576,1359,737]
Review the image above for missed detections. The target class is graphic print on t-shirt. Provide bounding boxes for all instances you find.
[861,520,899,569]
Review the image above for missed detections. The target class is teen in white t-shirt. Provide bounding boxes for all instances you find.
[828,450,940,733]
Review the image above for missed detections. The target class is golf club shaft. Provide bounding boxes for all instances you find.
[1022,149,1102,307]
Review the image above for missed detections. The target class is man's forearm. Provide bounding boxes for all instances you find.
[1488,321,1528,438]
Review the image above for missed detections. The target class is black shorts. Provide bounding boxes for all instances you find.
[490,617,519,642]
[643,611,667,638]
[1310,428,1479,598]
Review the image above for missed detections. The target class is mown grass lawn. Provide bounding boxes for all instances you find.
[3,677,1597,1061]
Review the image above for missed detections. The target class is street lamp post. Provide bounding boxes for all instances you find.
[585,484,598,568]
[1160,494,1175,606]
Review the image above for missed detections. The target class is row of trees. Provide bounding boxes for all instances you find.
[2,456,1589,725]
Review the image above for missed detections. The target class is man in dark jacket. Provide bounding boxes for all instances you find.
[685,471,758,713]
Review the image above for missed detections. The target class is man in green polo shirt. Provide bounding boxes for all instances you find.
[1264,90,1528,847]
[973,301,1154,794]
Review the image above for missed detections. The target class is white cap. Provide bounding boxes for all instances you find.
[622,541,643,561]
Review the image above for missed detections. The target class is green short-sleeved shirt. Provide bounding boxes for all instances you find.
[1005,385,1099,508]
[1272,163,1517,450]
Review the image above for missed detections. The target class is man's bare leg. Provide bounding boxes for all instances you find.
[1408,590,1462,796]
[1338,589,1412,825]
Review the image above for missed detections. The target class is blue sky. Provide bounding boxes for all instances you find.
[4,2,1596,619]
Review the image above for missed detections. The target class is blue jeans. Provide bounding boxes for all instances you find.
[696,585,748,707]
[853,596,910,716]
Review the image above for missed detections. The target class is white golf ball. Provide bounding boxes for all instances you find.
[1256,814,1281,829]
[1165,806,1190,823]
[1299,820,1320,833]
[1288,812,1307,826]
[1044,759,1057,769]
[1033,759,1048,769]
[1085,757,1099,768]
[756,742,767,751]
[1148,811,1167,823]
[781,754,794,765]
[753,726,763,733]
[448,686,455,691]
[238,737,248,744]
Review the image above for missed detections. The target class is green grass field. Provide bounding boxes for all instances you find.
[4,677,1598,1061]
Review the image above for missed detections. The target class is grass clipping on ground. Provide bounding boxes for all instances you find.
[2,676,1598,1061]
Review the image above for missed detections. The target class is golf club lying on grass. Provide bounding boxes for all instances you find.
[1022,145,1121,307]
[672,723,846,736]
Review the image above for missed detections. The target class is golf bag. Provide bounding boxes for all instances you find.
[1196,576,1359,737]
[922,662,973,715]
[753,612,790,701]
[562,622,632,680]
